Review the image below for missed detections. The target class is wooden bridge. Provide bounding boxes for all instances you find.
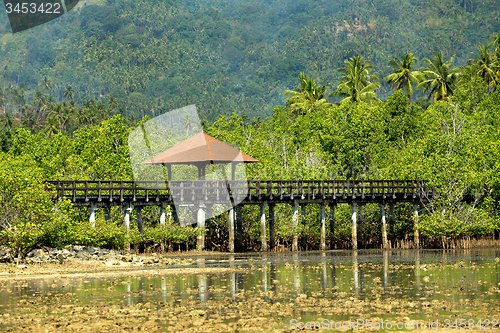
[45,179,434,251]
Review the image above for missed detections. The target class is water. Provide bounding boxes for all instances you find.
[1,249,500,331]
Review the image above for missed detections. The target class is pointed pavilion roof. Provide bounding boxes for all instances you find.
[141,132,259,165]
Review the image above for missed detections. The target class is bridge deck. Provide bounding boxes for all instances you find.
[45,180,434,207]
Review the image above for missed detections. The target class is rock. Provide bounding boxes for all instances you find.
[133,256,142,263]
[57,253,65,263]
[75,251,90,260]
[82,246,96,254]
[72,245,83,252]
[121,255,133,262]
[143,259,154,265]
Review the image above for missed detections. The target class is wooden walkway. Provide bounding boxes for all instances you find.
[45,180,434,251]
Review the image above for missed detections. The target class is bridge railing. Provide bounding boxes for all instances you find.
[45,179,433,203]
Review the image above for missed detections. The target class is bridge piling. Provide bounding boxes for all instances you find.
[124,204,132,234]
[228,207,235,253]
[329,204,335,250]
[159,204,166,225]
[205,205,212,250]
[269,204,275,251]
[260,203,267,251]
[197,202,205,251]
[236,206,243,251]
[413,204,419,248]
[136,206,143,233]
[320,204,326,250]
[389,204,395,246]
[104,207,110,221]
[88,204,97,227]
[357,204,363,248]
[380,204,389,249]
[292,202,299,251]
[351,203,357,250]
[300,204,307,250]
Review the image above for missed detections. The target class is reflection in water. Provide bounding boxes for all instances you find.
[353,251,359,295]
[1,248,500,330]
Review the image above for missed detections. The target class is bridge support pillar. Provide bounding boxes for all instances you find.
[172,205,180,225]
[413,204,419,248]
[124,204,132,234]
[329,204,335,250]
[351,203,357,250]
[380,204,389,249]
[300,204,307,250]
[269,204,275,251]
[159,204,166,225]
[228,207,235,253]
[292,202,299,251]
[260,203,267,251]
[104,207,110,222]
[320,204,326,250]
[197,202,205,251]
[236,206,243,251]
[389,204,395,246]
[357,204,363,248]
[88,204,98,227]
[136,206,143,233]
[206,205,212,250]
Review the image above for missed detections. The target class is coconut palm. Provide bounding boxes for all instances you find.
[467,44,499,91]
[283,72,328,116]
[183,114,194,136]
[40,76,52,93]
[330,56,380,103]
[384,53,420,101]
[63,85,75,101]
[417,51,461,101]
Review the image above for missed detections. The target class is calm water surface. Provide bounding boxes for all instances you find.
[1,248,500,331]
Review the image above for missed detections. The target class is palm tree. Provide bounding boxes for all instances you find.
[63,85,75,101]
[44,116,59,139]
[283,72,328,116]
[330,56,380,103]
[467,44,499,91]
[40,76,52,93]
[417,51,461,101]
[384,53,420,101]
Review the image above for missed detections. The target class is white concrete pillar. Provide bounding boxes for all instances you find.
[124,204,132,234]
[414,203,420,248]
[197,201,205,251]
[380,204,388,249]
[228,207,235,252]
[292,202,299,251]
[88,205,98,227]
[159,204,166,225]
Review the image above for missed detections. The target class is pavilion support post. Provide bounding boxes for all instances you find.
[413,203,420,248]
[166,164,172,182]
[104,207,110,222]
[329,204,335,250]
[351,203,357,250]
[292,202,299,251]
[197,201,205,251]
[269,204,275,251]
[88,204,98,227]
[236,206,243,251]
[380,204,388,249]
[136,206,144,234]
[231,162,236,181]
[159,204,166,225]
[260,203,267,252]
[357,204,363,248]
[320,204,326,251]
[300,204,307,250]
[228,206,235,252]
[206,205,212,250]
[389,204,395,246]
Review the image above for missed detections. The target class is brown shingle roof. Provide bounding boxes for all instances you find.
[141,132,259,165]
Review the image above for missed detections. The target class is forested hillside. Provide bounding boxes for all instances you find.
[0,0,499,121]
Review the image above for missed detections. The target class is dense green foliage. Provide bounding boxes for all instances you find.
[1,0,500,122]
[0,0,500,253]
